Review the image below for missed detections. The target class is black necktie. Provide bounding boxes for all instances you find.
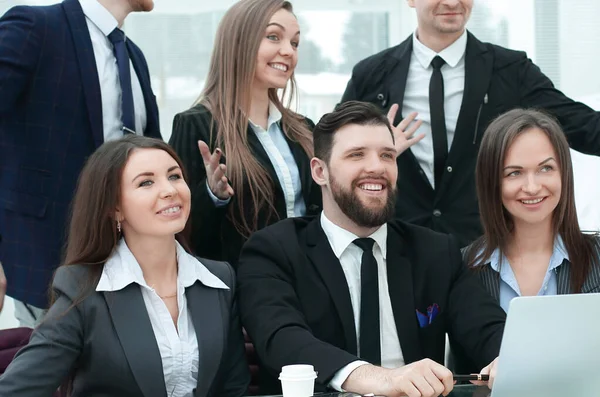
[353,237,381,365]
[108,28,136,134]
[429,55,447,190]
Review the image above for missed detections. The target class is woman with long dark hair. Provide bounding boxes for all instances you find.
[465,108,600,307]
[0,135,249,397]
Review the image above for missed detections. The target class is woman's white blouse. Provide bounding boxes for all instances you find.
[96,239,229,397]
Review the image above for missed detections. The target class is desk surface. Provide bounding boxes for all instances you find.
[261,384,490,397]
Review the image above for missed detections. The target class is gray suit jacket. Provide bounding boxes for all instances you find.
[0,260,250,397]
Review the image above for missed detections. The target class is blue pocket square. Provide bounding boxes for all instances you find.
[416,303,440,328]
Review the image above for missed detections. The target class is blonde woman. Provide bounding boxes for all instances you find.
[170,0,320,265]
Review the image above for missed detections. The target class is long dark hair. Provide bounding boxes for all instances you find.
[198,0,313,237]
[466,108,597,293]
[50,135,191,305]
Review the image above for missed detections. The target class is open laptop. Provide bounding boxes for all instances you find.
[491,293,600,397]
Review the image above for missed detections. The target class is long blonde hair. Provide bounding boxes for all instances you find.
[198,0,313,237]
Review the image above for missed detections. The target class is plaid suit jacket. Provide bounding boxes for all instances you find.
[0,0,161,308]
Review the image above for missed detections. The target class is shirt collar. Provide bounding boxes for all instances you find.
[412,29,467,69]
[79,0,119,37]
[96,239,229,292]
[248,102,283,132]
[320,212,388,259]
[488,235,570,272]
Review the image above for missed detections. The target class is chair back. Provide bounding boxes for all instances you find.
[0,327,33,374]
[243,328,260,395]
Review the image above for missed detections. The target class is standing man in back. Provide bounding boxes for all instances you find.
[342,0,600,247]
[0,0,161,327]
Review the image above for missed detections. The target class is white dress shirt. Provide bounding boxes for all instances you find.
[79,0,147,142]
[96,239,229,397]
[320,213,404,391]
[402,30,467,189]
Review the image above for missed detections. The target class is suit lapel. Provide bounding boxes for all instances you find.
[305,219,358,355]
[127,42,160,138]
[480,264,501,301]
[556,260,572,294]
[247,127,286,212]
[282,124,312,206]
[438,32,493,197]
[62,0,104,148]
[187,282,225,397]
[389,36,435,196]
[388,35,413,126]
[104,285,167,397]
[558,258,600,294]
[385,225,422,363]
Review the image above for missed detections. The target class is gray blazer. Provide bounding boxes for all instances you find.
[0,260,250,397]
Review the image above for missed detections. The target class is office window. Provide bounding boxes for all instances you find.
[2,0,599,230]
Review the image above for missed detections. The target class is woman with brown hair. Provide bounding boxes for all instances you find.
[0,135,249,397]
[169,0,422,264]
[169,0,318,264]
[464,108,600,310]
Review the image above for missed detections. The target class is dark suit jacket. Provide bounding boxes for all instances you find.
[169,104,321,265]
[341,31,600,247]
[236,215,506,395]
[0,0,161,308]
[0,259,250,397]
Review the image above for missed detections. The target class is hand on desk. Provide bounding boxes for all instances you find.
[342,358,454,397]
[470,357,498,390]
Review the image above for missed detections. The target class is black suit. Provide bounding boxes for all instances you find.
[341,31,600,247]
[169,104,321,265]
[237,215,506,394]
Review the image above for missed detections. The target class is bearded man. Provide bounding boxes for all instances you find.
[237,101,506,397]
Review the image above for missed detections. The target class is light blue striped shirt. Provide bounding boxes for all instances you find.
[207,103,306,217]
[489,236,569,313]
[248,102,305,218]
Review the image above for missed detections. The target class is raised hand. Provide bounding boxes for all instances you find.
[198,140,234,200]
[386,103,425,156]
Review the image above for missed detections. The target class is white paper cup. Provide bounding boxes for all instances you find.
[279,364,317,397]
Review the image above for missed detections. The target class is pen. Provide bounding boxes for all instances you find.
[453,374,489,382]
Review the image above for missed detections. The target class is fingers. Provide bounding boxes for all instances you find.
[396,111,419,131]
[403,118,423,139]
[198,140,212,164]
[470,361,494,388]
[212,164,234,199]
[198,140,223,173]
[396,359,453,397]
[487,358,498,389]
[386,103,399,125]
[198,140,233,198]
[429,365,454,396]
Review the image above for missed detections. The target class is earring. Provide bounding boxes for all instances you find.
[117,220,121,234]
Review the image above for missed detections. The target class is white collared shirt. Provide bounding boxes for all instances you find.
[320,213,404,391]
[402,30,467,189]
[79,0,147,141]
[248,102,306,217]
[96,239,229,397]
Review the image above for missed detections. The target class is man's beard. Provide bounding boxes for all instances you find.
[330,175,396,228]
